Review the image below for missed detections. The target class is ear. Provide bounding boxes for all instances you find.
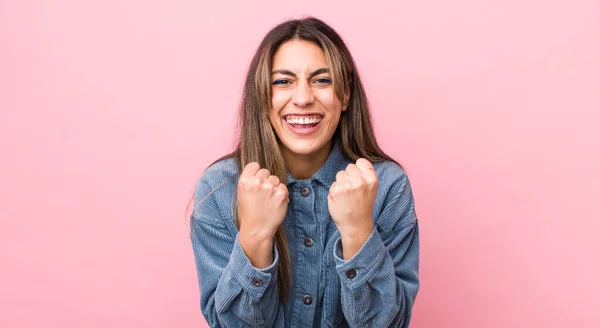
[342,84,351,111]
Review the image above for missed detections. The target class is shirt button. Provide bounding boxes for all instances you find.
[303,295,313,305]
[346,268,357,279]
[304,237,313,247]
[251,278,264,287]
[300,187,310,197]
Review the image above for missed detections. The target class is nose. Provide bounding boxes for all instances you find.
[292,82,314,107]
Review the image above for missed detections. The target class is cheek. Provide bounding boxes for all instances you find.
[271,90,290,110]
[268,108,280,128]
[316,90,343,114]
[317,92,343,129]
[269,96,281,122]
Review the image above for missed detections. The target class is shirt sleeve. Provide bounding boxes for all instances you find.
[332,172,420,328]
[190,181,284,327]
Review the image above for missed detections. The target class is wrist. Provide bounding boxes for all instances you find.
[239,225,276,241]
[238,231,274,269]
[339,222,374,260]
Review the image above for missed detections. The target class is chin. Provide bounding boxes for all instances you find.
[280,138,329,157]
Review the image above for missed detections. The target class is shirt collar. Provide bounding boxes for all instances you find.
[285,138,351,187]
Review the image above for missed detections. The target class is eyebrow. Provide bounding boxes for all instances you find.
[271,68,330,79]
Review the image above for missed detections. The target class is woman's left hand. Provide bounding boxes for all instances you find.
[328,158,378,259]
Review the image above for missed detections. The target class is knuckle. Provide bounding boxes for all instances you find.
[357,158,374,169]
[252,176,263,186]
[328,184,336,194]
[246,162,259,172]
[276,188,288,200]
[332,184,342,193]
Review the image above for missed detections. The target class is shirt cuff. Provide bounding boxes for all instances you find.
[229,234,279,299]
[333,227,386,288]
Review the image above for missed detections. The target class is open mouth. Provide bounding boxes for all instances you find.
[283,114,324,135]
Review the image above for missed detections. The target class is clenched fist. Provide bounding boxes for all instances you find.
[237,162,289,240]
[328,158,378,259]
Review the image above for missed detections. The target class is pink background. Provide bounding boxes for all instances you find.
[1,0,599,327]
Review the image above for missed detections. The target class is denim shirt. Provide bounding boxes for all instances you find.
[190,141,420,327]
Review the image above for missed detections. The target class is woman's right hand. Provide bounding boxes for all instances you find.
[237,162,289,267]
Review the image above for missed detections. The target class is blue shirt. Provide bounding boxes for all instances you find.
[190,140,420,327]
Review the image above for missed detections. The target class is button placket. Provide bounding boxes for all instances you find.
[290,182,318,326]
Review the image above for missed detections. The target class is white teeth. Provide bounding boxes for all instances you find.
[285,116,323,125]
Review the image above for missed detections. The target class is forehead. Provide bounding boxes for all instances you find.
[272,40,328,71]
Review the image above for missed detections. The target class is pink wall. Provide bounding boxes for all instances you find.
[1,1,599,327]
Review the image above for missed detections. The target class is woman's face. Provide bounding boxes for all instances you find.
[269,40,348,158]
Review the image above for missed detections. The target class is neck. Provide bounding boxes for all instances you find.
[282,140,333,180]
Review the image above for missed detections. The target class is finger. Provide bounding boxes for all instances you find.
[276,183,289,200]
[355,158,377,182]
[256,168,271,179]
[328,181,343,196]
[345,164,362,179]
[241,162,260,180]
[336,170,350,183]
[267,175,280,186]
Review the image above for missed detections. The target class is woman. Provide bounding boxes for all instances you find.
[190,17,419,327]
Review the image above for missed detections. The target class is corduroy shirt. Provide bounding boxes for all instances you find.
[191,140,419,327]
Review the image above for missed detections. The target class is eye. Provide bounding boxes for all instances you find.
[273,79,291,86]
[314,77,332,85]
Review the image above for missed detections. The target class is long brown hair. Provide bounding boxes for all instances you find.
[195,17,396,302]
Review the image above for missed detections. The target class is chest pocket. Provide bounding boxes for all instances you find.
[321,223,346,327]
